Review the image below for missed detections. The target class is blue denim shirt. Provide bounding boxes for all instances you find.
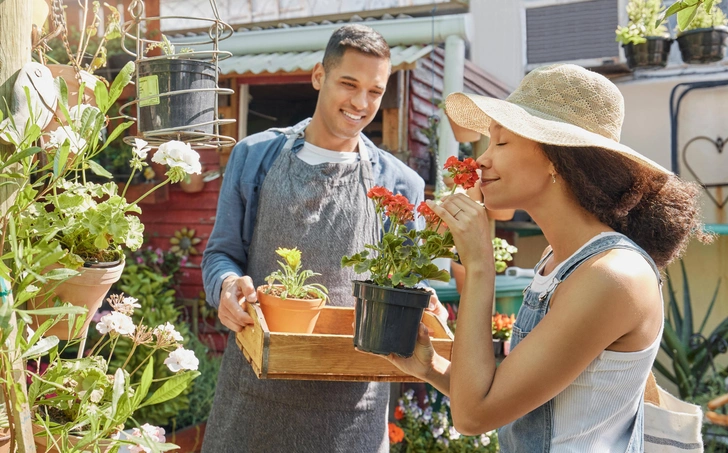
[201,119,426,308]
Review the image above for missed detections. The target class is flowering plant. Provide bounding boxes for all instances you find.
[262,247,328,300]
[27,292,199,452]
[492,313,516,341]
[389,388,498,452]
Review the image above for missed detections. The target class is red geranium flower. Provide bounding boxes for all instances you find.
[416,201,440,228]
[388,422,405,443]
[385,194,414,224]
[444,157,479,190]
[394,405,405,420]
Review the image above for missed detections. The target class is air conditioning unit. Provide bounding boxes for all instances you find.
[524,0,628,71]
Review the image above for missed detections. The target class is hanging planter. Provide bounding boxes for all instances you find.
[677,27,728,64]
[136,58,217,141]
[352,281,430,358]
[179,171,205,193]
[257,285,327,334]
[28,260,125,340]
[623,37,673,70]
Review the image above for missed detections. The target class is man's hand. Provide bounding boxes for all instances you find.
[424,287,448,325]
[218,275,257,332]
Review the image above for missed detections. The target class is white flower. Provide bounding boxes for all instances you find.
[48,126,87,153]
[89,388,104,403]
[114,296,141,316]
[164,347,199,372]
[96,312,136,336]
[480,434,491,446]
[129,424,166,453]
[152,140,201,174]
[153,322,183,343]
[132,138,151,160]
[448,426,461,440]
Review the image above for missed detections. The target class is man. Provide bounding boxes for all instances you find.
[201,24,433,452]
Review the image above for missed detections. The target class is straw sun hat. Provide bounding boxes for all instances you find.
[445,64,671,175]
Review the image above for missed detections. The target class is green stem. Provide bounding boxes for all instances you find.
[130,348,158,377]
[120,167,138,199]
[129,178,170,206]
[121,342,138,370]
[107,336,120,365]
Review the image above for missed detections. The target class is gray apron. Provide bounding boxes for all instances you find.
[202,126,389,453]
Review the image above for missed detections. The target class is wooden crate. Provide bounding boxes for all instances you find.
[235,303,453,382]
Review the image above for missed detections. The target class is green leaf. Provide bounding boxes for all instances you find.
[133,356,155,408]
[653,359,677,385]
[677,2,701,31]
[87,159,113,179]
[109,61,135,106]
[698,279,721,335]
[21,335,59,359]
[111,368,125,417]
[139,371,200,408]
[679,261,693,346]
[43,267,79,281]
[0,146,43,171]
[99,120,133,152]
[55,76,69,110]
[53,141,71,178]
[94,82,110,113]
[21,305,87,316]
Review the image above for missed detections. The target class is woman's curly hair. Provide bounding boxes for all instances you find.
[541,144,713,269]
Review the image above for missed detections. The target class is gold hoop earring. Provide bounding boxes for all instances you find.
[551,173,557,184]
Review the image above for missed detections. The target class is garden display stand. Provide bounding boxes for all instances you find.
[236,303,453,382]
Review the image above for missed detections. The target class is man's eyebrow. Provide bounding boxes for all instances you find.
[340,75,385,91]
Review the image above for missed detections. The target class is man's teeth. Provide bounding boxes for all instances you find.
[342,111,362,120]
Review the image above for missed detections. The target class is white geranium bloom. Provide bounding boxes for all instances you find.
[153,322,183,343]
[164,347,199,372]
[114,296,141,316]
[152,140,201,174]
[128,423,166,453]
[132,138,151,160]
[96,311,136,336]
[48,126,87,153]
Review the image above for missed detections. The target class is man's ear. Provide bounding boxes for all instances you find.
[312,62,325,91]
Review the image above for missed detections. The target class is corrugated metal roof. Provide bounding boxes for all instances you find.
[219,44,434,75]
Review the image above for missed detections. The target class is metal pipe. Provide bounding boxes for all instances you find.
[175,13,473,55]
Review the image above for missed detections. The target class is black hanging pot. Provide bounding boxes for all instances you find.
[623,37,673,70]
[352,281,430,358]
[677,27,728,64]
[136,58,216,141]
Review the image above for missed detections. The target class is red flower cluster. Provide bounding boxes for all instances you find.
[416,201,440,228]
[443,156,479,190]
[394,405,405,420]
[367,187,415,224]
[367,186,393,207]
[388,422,405,443]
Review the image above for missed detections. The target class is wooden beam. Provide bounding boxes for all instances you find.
[381,108,399,152]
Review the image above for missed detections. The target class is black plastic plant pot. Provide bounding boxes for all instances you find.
[623,37,673,70]
[352,281,430,358]
[677,27,728,64]
[136,58,216,141]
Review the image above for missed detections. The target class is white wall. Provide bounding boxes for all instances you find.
[469,0,523,91]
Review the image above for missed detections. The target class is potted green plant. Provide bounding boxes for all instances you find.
[676,0,728,63]
[26,292,199,453]
[616,0,673,70]
[257,247,329,334]
[136,36,217,142]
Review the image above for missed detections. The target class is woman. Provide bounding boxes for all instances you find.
[388,64,711,452]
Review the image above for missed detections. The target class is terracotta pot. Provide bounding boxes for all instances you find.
[256,285,326,333]
[180,172,205,193]
[44,64,98,133]
[486,207,516,221]
[0,428,9,453]
[33,424,113,453]
[170,422,206,453]
[28,261,125,339]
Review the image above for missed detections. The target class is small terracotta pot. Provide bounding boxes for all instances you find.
[28,261,125,339]
[0,428,9,453]
[257,285,326,333]
[180,172,205,193]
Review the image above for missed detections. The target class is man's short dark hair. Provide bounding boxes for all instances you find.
[322,24,391,72]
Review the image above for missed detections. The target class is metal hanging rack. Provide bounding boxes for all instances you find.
[119,0,236,150]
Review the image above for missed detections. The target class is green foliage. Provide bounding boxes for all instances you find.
[654,261,725,401]
[616,0,670,45]
[679,0,728,31]
[263,247,328,300]
[108,258,193,428]
[171,334,221,430]
[390,389,499,453]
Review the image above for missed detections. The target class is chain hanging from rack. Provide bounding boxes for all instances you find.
[119,0,236,150]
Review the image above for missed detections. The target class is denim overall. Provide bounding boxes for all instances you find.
[497,233,661,453]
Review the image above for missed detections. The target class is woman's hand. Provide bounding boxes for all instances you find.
[385,323,436,380]
[427,193,493,271]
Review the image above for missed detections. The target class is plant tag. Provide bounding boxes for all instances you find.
[139,75,160,107]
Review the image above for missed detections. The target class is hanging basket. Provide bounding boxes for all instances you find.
[677,27,728,64]
[352,281,430,358]
[623,37,673,70]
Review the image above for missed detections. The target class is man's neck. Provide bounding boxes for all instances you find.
[305,116,359,152]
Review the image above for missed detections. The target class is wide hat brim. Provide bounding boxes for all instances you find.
[445,92,672,175]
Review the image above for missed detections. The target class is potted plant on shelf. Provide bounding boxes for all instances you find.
[256,247,329,334]
[492,312,516,357]
[676,0,728,64]
[26,292,199,453]
[136,36,217,142]
[616,0,673,70]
